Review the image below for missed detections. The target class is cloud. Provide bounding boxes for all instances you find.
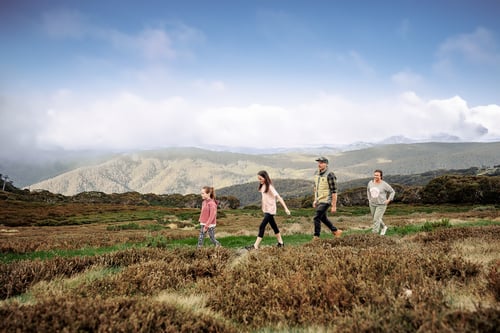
[40,8,203,61]
[348,51,375,76]
[391,69,423,88]
[41,9,87,38]
[192,79,226,93]
[35,91,191,150]
[435,27,500,73]
[2,87,499,159]
[396,18,411,39]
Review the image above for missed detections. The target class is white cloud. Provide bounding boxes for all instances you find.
[41,9,87,38]
[2,88,499,157]
[41,9,202,61]
[436,27,500,70]
[391,70,423,88]
[192,79,226,92]
[35,92,191,150]
[396,18,411,39]
[348,51,375,76]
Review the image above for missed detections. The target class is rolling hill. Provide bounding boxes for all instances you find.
[24,142,500,196]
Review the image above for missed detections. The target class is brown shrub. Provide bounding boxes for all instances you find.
[413,225,500,244]
[0,295,237,333]
[76,248,232,298]
[486,260,500,301]
[0,247,233,299]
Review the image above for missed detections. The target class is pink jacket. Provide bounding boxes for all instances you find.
[198,199,217,227]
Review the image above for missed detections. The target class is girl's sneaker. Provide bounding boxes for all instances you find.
[277,242,284,248]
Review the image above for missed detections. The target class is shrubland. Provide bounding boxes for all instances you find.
[0,172,499,332]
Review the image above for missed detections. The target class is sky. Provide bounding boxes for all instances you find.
[1,0,500,159]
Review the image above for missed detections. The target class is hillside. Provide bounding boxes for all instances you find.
[24,142,500,196]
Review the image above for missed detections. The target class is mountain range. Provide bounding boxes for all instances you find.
[17,142,500,196]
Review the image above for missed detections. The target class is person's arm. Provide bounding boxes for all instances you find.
[276,194,291,215]
[385,183,395,204]
[271,185,290,215]
[328,172,337,213]
[331,193,337,213]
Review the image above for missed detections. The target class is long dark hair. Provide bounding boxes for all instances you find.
[257,170,272,193]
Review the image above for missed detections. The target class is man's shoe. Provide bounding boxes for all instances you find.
[333,230,343,238]
[380,226,388,236]
[277,242,284,248]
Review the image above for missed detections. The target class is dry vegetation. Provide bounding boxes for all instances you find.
[0,200,499,332]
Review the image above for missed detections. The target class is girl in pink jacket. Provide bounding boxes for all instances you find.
[197,186,221,248]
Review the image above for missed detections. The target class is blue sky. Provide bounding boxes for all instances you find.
[1,0,499,157]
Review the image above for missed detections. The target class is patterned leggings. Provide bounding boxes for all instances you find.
[197,226,221,247]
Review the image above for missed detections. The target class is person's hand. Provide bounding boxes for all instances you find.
[204,225,209,232]
[285,208,291,215]
[331,205,337,213]
[312,201,316,208]
[385,200,390,205]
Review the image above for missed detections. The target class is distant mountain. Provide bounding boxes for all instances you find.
[23,142,500,196]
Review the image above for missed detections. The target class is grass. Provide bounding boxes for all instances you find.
[1,201,499,332]
[3,218,499,264]
[0,243,141,263]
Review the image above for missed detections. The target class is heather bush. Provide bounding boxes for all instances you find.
[0,247,232,299]
[0,295,238,333]
[486,260,500,301]
[201,237,482,329]
[75,248,231,298]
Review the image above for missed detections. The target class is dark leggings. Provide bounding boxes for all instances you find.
[258,213,280,237]
[313,203,338,236]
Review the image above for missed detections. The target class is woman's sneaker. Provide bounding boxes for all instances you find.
[277,242,284,248]
[380,226,388,235]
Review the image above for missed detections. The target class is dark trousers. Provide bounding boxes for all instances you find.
[258,213,280,238]
[313,203,338,236]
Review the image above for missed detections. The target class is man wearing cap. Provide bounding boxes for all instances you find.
[312,156,342,239]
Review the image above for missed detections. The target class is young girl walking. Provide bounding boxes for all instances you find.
[197,186,221,248]
[246,170,291,250]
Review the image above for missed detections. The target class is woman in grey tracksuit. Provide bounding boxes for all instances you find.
[367,169,395,235]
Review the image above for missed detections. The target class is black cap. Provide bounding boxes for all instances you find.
[315,156,328,163]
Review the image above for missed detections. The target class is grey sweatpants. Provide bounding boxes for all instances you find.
[369,204,387,233]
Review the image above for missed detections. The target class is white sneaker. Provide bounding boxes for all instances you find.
[380,226,388,235]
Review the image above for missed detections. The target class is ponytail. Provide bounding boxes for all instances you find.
[202,186,216,199]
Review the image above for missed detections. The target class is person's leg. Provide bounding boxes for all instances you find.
[313,204,328,237]
[208,227,221,246]
[197,228,206,248]
[254,236,263,248]
[319,205,338,232]
[372,205,387,234]
[251,213,271,249]
[370,205,378,233]
[267,214,284,245]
